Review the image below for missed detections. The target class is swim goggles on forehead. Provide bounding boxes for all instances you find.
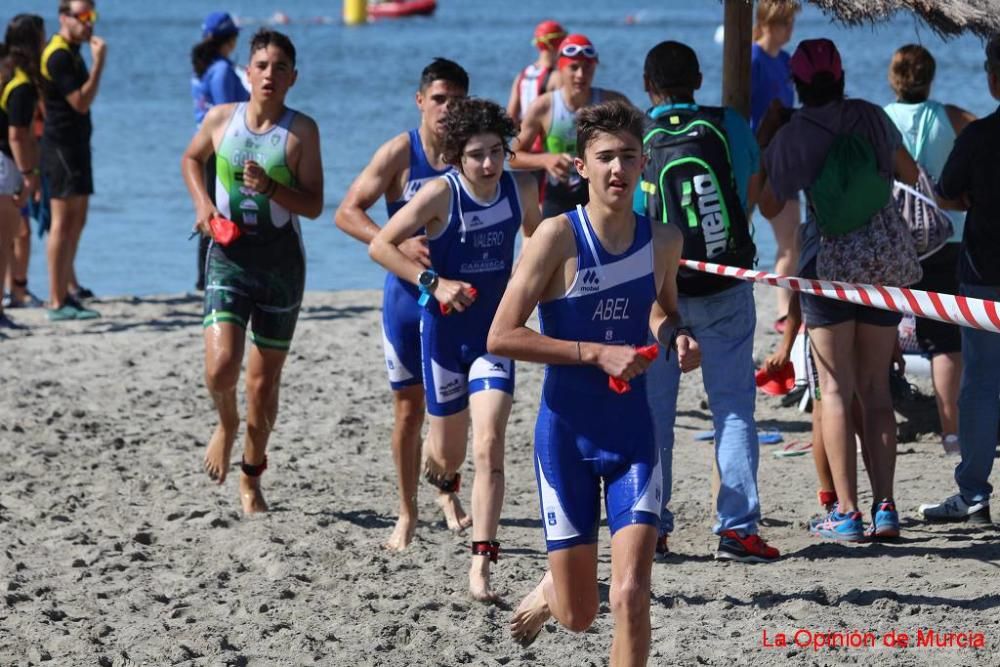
[533,31,566,47]
[560,43,598,59]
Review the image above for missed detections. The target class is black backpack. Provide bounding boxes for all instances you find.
[641,106,756,296]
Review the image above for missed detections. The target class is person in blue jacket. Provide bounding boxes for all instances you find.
[190,12,248,126]
[190,11,248,290]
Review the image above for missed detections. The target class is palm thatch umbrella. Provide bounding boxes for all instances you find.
[722,0,1000,116]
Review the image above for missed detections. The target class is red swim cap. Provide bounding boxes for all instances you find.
[533,20,567,50]
[557,34,599,70]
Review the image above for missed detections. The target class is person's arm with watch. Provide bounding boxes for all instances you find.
[648,223,701,373]
[368,177,476,313]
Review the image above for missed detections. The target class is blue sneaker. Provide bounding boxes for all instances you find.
[867,499,900,539]
[809,510,864,542]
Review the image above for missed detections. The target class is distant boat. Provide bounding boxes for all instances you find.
[368,0,437,19]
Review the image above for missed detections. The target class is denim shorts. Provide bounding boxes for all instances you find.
[800,259,902,328]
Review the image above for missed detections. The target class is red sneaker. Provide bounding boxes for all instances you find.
[715,530,780,563]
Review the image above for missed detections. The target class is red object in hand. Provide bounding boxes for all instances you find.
[608,344,660,394]
[209,215,241,246]
[755,361,796,396]
[439,286,478,315]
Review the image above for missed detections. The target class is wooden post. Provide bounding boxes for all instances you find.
[722,0,753,118]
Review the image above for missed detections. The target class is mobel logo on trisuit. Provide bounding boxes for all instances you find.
[640,105,755,296]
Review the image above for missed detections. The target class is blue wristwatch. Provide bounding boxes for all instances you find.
[417,269,438,307]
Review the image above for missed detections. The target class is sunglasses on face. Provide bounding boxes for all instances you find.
[69,8,98,25]
[560,43,597,59]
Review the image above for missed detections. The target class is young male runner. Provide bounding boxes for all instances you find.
[370,98,541,601]
[40,0,104,320]
[488,100,698,663]
[509,34,629,218]
[638,41,780,563]
[335,58,470,551]
[507,20,565,128]
[180,29,323,514]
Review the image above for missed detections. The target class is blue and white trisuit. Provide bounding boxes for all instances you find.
[420,171,523,417]
[534,205,663,551]
[381,129,453,390]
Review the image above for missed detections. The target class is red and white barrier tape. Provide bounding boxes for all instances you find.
[681,259,1000,334]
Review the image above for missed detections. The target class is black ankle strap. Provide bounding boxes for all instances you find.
[471,540,500,563]
[240,456,268,477]
[426,471,460,493]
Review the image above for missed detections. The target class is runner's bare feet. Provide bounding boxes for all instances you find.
[510,570,552,647]
[385,513,418,552]
[436,492,472,532]
[469,553,498,603]
[203,424,237,484]
[239,473,268,514]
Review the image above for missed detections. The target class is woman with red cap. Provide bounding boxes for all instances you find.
[510,33,630,218]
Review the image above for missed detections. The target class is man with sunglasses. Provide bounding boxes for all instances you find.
[40,0,105,321]
[510,34,630,218]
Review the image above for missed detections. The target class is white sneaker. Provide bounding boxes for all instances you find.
[919,494,991,525]
[942,434,960,456]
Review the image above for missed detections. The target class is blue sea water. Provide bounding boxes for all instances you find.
[12,0,995,296]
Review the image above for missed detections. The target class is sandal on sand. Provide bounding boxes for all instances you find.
[240,456,268,476]
[758,430,784,445]
[773,441,812,458]
[471,540,500,563]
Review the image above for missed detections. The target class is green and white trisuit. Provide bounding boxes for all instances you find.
[204,102,305,350]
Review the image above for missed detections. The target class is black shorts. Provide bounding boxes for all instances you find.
[541,180,588,219]
[41,141,93,198]
[800,258,902,329]
[203,228,305,351]
[911,243,962,356]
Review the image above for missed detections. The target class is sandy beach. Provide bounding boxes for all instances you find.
[2,288,999,666]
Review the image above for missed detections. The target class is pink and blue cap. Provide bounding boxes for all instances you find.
[790,38,843,84]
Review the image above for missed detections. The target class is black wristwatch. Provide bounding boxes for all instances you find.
[417,269,438,292]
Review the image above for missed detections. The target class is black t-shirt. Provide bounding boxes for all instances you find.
[938,106,1000,286]
[42,39,91,146]
[1,77,37,159]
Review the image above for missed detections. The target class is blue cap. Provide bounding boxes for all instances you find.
[202,11,239,40]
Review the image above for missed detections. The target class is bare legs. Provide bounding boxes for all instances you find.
[809,321,861,512]
[5,214,31,301]
[202,322,288,514]
[467,390,511,601]
[512,524,657,666]
[930,351,962,438]
[423,389,511,601]
[46,195,87,308]
[853,324,898,505]
[766,200,800,319]
[424,410,473,532]
[0,198,19,317]
[809,321,898,514]
[385,385,425,551]
[240,345,289,513]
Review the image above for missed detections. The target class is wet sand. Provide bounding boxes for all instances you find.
[1,289,998,666]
